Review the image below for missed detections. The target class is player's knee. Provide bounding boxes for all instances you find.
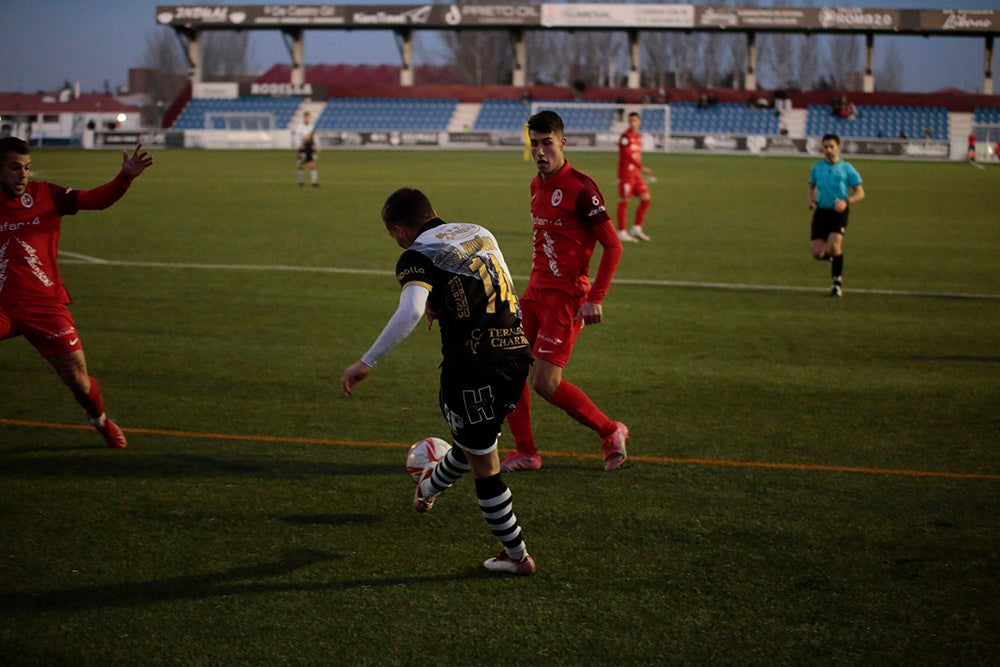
[529,373,559,400]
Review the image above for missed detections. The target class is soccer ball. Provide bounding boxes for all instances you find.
[406,437,451,483]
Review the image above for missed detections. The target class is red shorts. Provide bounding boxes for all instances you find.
[0,301,83,357]
[519,291,585,369]
[618,172,649,200]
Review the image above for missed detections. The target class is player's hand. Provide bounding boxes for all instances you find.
[425,304,438,331]
[121,144,153,178]
[808,199,816,210]
[341,360,372,396]
[833,199,847,213]
[575,301,603,325]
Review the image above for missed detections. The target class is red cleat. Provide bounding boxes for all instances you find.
[95,417,127,449]
[483,551,536,575]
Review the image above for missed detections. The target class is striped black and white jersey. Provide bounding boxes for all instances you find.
[395,218,532,366]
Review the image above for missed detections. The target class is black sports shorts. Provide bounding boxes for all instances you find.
[438,359,531,456]
[811,207,849,240]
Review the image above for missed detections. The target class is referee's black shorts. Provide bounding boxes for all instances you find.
[811,207,849,240]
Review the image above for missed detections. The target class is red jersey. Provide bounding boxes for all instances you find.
[526,159,615,301]
[617,128,643,180]
[1,173,132,304]
[0,181,78,304]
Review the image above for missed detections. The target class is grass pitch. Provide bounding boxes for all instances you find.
[1,147,998,665]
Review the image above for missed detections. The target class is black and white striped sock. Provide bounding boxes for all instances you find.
[475,473,526,560]
[425,446,470,497]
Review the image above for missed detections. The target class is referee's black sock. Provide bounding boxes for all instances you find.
[831,254,844,283]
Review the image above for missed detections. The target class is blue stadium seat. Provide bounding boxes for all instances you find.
[806,104,949,140]
[172,96,304,130]
[670,101,780,135]
[315,98,458,131]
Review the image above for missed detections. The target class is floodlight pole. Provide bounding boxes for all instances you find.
[282,28,306,86]
[744,31,757,91]
[863,33,875,93]
[985,36,994,95]
[511,28,527,87]
[174,27,202,84]
[395,29,414,86]
[627,30,641,88]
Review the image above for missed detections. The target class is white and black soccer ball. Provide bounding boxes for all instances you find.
[406,437,451,483]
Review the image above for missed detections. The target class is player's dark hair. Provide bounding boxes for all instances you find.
[821,133,841,145]
[527,110,564,135]
[0,136,30,158]
[382,187,435,228]
[628,111,640,119]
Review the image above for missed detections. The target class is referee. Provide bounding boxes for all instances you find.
[808,133,865,297]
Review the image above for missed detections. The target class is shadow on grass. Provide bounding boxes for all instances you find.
[0,452,399,480]
[0,548,494,613]
[282,513,383,526]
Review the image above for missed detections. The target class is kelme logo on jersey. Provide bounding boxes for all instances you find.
[550,189,563,207]
[588,194,606,218]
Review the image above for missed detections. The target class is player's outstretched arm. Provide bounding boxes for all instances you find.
[121,143,154,179]
[341,361,372,396]
[75,144,153,210]
[341,283,429,396]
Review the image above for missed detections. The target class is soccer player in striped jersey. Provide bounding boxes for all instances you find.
[341,187,536,575]
[501,110,630,473]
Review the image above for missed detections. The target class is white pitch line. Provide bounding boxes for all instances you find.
[60,251,110,264]
[59,256,1000,301]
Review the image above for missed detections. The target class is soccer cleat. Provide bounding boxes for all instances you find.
[94,417,127,449]
[601,421,629,471]
[412,466,436,513]
[500,451,542,472]
[630,226,651,241]
[483,550,536,575]
[829,284,843,298]
[618,229,639,243]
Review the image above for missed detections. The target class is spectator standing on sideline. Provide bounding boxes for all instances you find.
[0,137,153,447]
[294,111,318,187]
[616,111,653,243]
[808,134,864,298]
[341,188,536,575]
[501,110,630,473]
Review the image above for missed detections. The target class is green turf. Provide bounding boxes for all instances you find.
[2,148,998,665]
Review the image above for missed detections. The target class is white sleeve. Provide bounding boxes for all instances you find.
[360,283,429,367]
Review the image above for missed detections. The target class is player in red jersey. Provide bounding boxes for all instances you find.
[501,110,630,473]
[0,137,153,448]
[616,111,653,243]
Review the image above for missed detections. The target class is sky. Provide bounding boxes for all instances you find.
[1,0,997,95]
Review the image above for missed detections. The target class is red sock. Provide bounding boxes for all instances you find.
[635,199,651,227]
[550,381,614,437]
[83,376,105,421]
[616,201,629,231]
[505,383,537,456]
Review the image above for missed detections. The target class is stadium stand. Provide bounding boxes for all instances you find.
[805,104,949,140]
[172,96,303,130]
[313,98,458,131]
[472,100,669,134]
[974,107,1000,124]
[472,99,532,132]
[670,102,781,135]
